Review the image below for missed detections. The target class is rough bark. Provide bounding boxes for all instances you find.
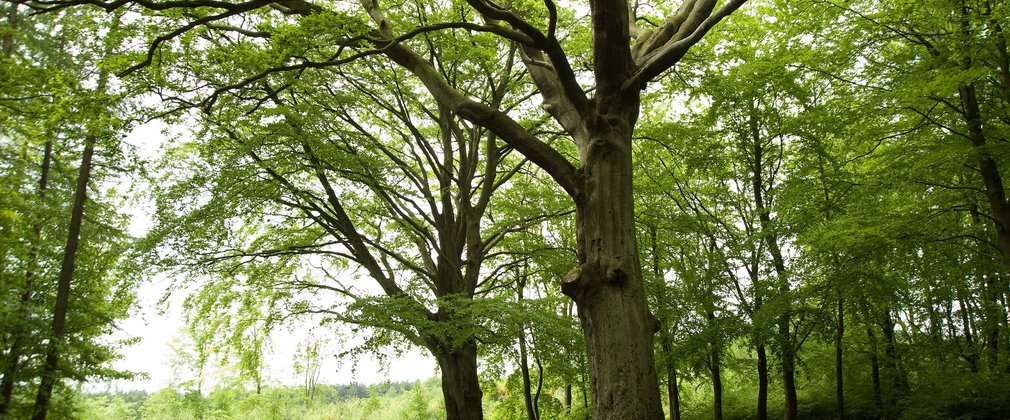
[364,0,746,414]
[32,135,95,420]
[433,341,484,420]
[561,118,663,419]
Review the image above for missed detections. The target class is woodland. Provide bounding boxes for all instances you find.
[1,0,1010,419]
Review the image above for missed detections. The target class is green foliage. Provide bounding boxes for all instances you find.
[77,380,449,420]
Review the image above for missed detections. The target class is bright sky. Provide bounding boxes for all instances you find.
[98,119,436,393]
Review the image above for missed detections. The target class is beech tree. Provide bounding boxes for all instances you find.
[140,28,570,417]
[17,0,753,416]
[0,8,138,418]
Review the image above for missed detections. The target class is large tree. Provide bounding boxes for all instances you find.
[21,0,751,416]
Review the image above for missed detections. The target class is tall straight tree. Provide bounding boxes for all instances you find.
[23,0,753,415]
[30,135,94,420]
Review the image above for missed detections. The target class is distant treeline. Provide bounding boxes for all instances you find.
[77,379,445,420]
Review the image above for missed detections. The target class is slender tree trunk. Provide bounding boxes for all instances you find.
[748,108,798,420]
[867,327,883,413]
[779,316,798,420]
[835,290,845,420]
[710,342,723,420]
[881,310,908,394]
[533,354,543,420]
[649,225,681,420]
[956,287,980,371]
[432,340,483,420]
[959,80,1010,271]
[564,385,572,415]
[756,343,768,420]
[0,140,51,418]
[517,273,537,420]
[561,117,662,419]
[519,330,537,420]
[666,361,682,420]
[753,281,768,420]
[32,136,95,420]
[984,275,1003,369]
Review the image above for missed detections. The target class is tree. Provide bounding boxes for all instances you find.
[139,25,566,416]
[0,8,138,418]
[19,0,754,415]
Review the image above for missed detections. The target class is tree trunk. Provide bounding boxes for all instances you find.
[561,117,662,419]
[835,290,845,420]
[710,344,723,420]
[779,315,798,420]
[520,333,537,420]
[32,136,95,420]
[564,385,572,415]
[748,108,798,420]
[984,275,1003,370]
[880,309,909,397]
[756,343,768,420]
[432,341,484,420]
[667,362,681,420]
[650,225,681,420]
[521,343,537,417]
[866,326,883,413]
[518,273,538,420]
[959,82,1010,267]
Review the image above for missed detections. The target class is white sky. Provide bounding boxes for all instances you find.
[96,119,435,393]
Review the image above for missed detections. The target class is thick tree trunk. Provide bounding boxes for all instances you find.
[432,341,483,420]
[32,136,95,420]
[562,118,662,420]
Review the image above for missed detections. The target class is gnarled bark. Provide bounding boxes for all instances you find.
[432,341,483,420]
